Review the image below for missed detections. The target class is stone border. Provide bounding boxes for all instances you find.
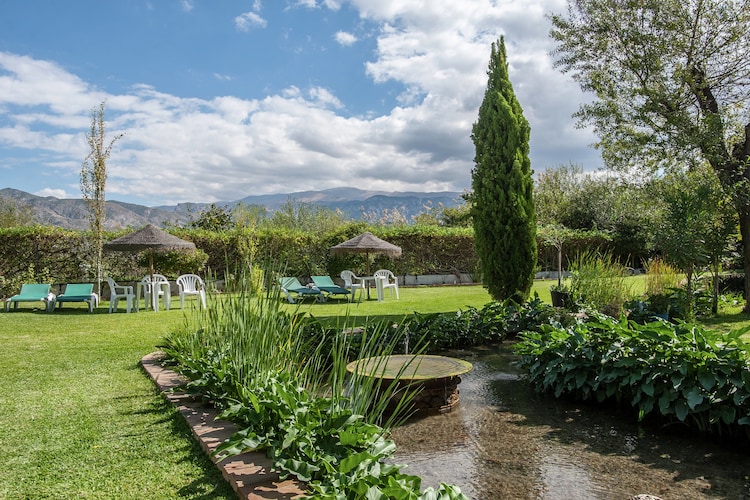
[141,352,306,500]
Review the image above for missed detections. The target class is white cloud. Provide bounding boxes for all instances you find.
[35,188,69,198]
[0,0,599,206]
[334,31,358,46]
[235,12,267,31]
[180,0,194,12]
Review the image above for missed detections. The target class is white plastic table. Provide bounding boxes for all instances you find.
[360,276,385,301]
[136,279,171,312]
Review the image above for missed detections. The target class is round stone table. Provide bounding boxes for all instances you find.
[346,354,473,415]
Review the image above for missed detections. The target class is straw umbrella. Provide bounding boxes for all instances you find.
[104,224,196,310]
[330,231,402,276]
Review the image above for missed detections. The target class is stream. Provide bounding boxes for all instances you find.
[389,343,750,499]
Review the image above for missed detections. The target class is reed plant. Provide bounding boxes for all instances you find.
[644,257,681,296]
[161,271,466,498]
[569,250,634,316]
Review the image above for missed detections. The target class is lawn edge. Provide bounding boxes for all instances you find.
[140,352,306,500]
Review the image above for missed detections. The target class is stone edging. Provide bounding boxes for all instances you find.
[141,352,306,500]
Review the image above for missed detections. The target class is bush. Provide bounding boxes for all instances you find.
[514,313,750,440]
[569,250,634,316]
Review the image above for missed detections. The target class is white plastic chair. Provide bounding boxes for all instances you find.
[176,274,207,309]
[374,269,399,299]
[141,274,171,311]
[340,270,364,302]
[106,277,135,313]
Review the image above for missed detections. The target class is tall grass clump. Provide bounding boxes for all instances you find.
[569,250,633,316]
[160,269,468,499]
[644,258,681,296]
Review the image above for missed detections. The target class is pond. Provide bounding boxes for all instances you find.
[389,343,750,499]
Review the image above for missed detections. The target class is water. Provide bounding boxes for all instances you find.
[389,343,750,499]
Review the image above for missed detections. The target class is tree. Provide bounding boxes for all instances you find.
[0,198,34,228]
[189,203,234,231]
[550,0,750,309]
[81,101,123,296]
[264,198,349,233]
[655,166,737,316]
[470,38,537,302]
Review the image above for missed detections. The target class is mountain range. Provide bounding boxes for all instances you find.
[0,187,465,230]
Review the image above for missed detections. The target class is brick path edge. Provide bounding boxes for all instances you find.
[141,352,307,500]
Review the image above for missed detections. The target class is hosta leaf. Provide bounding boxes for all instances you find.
[675,400,689,421]
[339,451,374,474]
[277,458,320,482]
[365,485,388,500]
[720,405,737,425]
[658,392,674,415]
[684,387,704,410]
[698,371,716,391]
[670,373,684,390]
[642,381,655,397]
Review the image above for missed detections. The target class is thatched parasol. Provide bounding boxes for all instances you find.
[104,224,196,281]
[330,231,402,276]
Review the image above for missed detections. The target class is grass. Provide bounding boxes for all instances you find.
[2,279,749,498]
[0,303,235,499]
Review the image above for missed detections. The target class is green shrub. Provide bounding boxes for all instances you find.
[514,313,750,439]
[569,250,633,316]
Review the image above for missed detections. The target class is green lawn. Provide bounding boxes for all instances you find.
[0,305,235,499]
[2,281,749,498]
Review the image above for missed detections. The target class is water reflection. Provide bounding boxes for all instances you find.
[389,343,750,499]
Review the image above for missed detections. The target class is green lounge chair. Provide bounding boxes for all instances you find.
[4,283,55,312]
[55,283,99,313]
[279,277,324,303]
[311,276,351,300]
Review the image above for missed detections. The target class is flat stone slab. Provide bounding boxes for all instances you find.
[346,354,473,380]
[141,352,306,499]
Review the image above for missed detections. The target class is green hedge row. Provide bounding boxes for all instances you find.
[0,224,622,299]
[0,225,479,298]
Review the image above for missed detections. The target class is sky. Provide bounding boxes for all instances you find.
[0,0,601,207]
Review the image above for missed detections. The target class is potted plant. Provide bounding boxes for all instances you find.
[549,282,572,308]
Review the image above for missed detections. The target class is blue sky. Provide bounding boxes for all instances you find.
[0,0,600,207]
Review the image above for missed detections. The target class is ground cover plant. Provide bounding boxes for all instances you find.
[514,313,750,440]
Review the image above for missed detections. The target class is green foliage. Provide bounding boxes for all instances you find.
[534,164,656,266]
[538,224,611,287]
[160,281,469,499]
[0,262,52,299]
[188,203,235,231]
[0,226,89,297]
[262,198,349,234]
[146,248,209,277]
[0,197,35,227]
[550,0,750,307]
[80,100,122,296]
[514,314,750,438]
[401,294,558,351]
[470,37,536,302]
[569,250,634,316]
[654,167,738,316]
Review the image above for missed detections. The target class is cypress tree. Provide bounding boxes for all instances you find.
[470,37,536,302]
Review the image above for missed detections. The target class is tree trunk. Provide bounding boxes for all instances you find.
[741,212,750,313]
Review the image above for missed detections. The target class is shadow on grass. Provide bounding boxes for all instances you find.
[699,311,750,335]
[120,364,237,500]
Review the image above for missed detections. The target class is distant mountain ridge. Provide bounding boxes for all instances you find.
[0,187,465,230]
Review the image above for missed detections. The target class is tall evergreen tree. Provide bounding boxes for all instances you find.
[470,38,536,302]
